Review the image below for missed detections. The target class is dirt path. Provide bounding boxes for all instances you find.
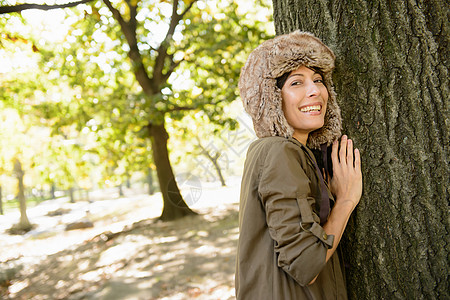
[1,181,240,299]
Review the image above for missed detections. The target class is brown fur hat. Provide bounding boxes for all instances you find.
[239,30,342,149]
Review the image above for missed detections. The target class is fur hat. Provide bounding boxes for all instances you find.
[239,30,342,149]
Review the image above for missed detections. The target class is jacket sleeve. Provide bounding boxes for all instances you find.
[259,141,335,286]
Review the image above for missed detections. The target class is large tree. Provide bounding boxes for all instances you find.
[1,0,269,221]
[272,0,448,298]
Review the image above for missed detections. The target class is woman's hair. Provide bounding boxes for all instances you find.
[276,72,290,89]
[276,67,325,89]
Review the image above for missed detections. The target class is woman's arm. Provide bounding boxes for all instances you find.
[309,135,362,284]
[260,140,334,286]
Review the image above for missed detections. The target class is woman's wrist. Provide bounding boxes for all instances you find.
[333,198,356,212]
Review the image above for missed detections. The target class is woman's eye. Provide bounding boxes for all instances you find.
[290,81,302,86]
[314,78,324,84]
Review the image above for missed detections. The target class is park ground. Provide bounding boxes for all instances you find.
[0,177,241,299]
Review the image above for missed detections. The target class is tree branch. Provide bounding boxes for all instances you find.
[102,0,155,95]
[153,0,197,85]
[0,0,94,14]
[102,0,126,27]
[124,0,137,29]
[152,0,178,84]
[179,0,197,19]
[161,57,184,82]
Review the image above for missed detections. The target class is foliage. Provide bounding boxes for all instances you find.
[0,0,273,209]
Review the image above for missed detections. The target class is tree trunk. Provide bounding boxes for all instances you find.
[101,0,197,221]
[50,183,56,199]
[148,122,197,221]
[118,184,124,197]
[13,159,32,231]
[211,157,226,187]
[196,137,227,186]
[272,1,449,299]
[68,187,75,203]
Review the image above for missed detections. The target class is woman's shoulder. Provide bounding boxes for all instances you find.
[248,136,307,160]
[252,136,303,149]
[251,136,297,148]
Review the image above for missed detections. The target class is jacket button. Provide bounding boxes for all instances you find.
[323,233,328,240]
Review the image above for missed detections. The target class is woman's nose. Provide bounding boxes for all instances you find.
[306,80,320,97]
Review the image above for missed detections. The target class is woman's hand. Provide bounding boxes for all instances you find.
[330,135,363,209]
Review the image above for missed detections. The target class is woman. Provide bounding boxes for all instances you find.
[236,31,363,299]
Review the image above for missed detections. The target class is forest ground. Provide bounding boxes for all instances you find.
[0,177,241,299]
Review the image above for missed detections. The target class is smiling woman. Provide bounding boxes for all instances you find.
[280,66,329,145]
[236,31,363,299]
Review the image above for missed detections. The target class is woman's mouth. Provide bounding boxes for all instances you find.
[299,104,322,113]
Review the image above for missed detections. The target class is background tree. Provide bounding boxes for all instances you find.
[272,0,448,298]
[169,102,256,186]
[1,0,270,221]
[0,107,39,232]
[12,158,32,232]
[0,0,270,220]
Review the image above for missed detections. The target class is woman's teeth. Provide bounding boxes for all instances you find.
[300,105,321,112]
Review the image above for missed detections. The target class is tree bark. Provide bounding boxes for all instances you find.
[148,122,196,221]
[13,159,32,231]
[272,0,449,299]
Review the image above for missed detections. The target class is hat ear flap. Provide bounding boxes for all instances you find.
[249,79,294,139]
[271,85,294,138]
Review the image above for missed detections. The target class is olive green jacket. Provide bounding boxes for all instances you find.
[236,136,347,299]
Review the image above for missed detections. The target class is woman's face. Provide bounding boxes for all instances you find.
[281,66,328,144]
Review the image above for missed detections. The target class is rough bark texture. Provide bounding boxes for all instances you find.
[272,0,449,298]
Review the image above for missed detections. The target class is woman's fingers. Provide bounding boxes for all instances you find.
[330,135,363,204]
[339,135,348,166]
[333,135,359,170]
[354,148,361,173]
[331,139,339,166]
[347,138,354,166]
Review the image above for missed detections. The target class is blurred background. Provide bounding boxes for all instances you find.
[0,0,273,298]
